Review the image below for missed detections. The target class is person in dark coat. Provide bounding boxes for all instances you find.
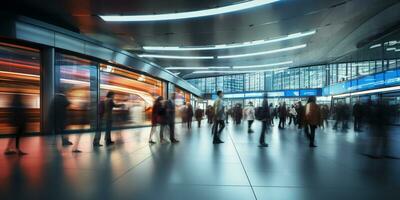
[165,93,179,143]
[94,91,124,146]
[259,98,270,147]
[304,96,321,147]
[296,101,305,129]
[269,103,275,126]
[149,96,163,144]
[195,106,204,128]
[53,90,73,146]
[353,101,362,131]
[186,103,194,129]
[4,94,28,155]
[205,105,214,124]
[278,102,287,129]
[233,104,243,124]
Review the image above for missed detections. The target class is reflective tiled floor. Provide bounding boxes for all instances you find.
[1,120,400,200]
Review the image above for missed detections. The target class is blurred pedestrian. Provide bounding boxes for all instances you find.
[195,106,204,128]
[304,96,321,147]
[4,94,28,155]
[269,103,275,126]
[288,105,297,126]
[212,91,225,144]
[101,91,123,146]
[278,102,287,129]
[186,103,194,129]
[165,93,179,143]
[353,101,362,131]
[233,104,243,124]
[72,102,89,153]
[53,89,73,146]
[244,102,255,133]
[149,96,164,144]
[296,101,305,129]
[205,105,214,124]
[259,99,270,147]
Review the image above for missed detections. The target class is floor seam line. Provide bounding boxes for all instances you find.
[227,129,258,200]
[111,153,152,183]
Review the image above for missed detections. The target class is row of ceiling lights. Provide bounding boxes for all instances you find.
[100,0,280,22]
[99,0,313,75]
[139,44,307,60]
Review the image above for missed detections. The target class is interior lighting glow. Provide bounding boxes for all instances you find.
[139,54,214,60]
[143,30,316,51]
[233,61,293,69]
[218,44,307,59]
[100,0,279,22]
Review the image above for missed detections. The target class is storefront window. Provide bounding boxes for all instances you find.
[100,64,163,127]
[0,43,40,134]
[55,53,98,131]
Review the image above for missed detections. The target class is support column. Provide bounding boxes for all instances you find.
[41,47,55,134]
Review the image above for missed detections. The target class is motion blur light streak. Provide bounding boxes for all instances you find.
[100,0,279,22]
[143,30,316,51]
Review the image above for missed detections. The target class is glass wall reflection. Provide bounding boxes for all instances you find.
[100,64,163,127]
[55,53,98,131]
[0,43,40,134]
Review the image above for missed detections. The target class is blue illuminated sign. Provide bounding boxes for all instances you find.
[323,68,400,96]
[300,89,320,96]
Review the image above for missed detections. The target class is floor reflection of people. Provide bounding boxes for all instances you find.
[4,93,28,155]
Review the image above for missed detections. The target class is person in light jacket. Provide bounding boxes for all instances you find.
[212,91,225,144]
[304,96,321,148]
[244,102,256,133]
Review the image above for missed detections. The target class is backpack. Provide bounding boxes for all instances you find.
[255,107,266,121]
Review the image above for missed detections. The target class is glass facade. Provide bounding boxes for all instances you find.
[0,43,41,134]
[187,60,398,94]
[0,40,199,135]
[55,53,98,131]
[100,64,163,127]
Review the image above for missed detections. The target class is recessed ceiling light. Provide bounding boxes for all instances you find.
[143,30,316,51]
[233,61,293,69]
[166,67,210,70]
[100,0,280,22]
[218,44,307,59]
[369,44,381,49]
[139,54,214,60]
[192,67,288,74]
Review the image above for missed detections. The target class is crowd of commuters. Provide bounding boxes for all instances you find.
[2,89,396,158]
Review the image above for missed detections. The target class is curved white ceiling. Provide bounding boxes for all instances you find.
[143,30,316,51]
[100,0,279,22]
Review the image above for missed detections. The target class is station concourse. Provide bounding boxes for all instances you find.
[1,1,400,199]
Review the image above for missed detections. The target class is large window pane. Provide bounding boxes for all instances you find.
[55,53,98,131]
[0,42,40,134]
[100,64,163,126]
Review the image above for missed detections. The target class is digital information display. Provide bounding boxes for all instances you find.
[323,69,400,96]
